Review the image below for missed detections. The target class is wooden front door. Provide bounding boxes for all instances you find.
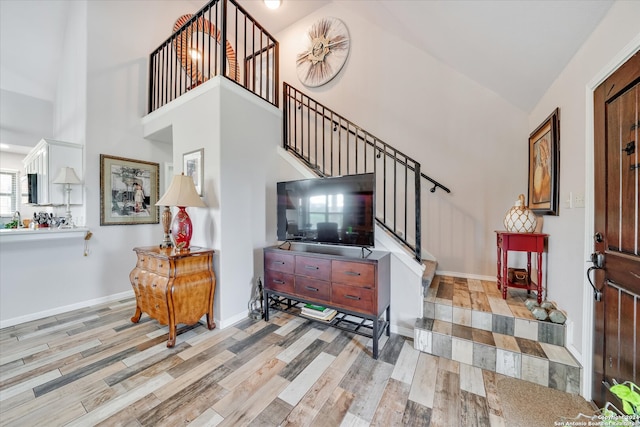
[592,51,640,408]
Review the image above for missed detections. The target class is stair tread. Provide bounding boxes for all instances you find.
[422,259,437,288]
[414,316,576,365]
[425,275,553,321]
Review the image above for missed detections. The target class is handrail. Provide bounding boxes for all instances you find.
[282,82,451,262]
[327,118,450,194]
[148,0,279,113]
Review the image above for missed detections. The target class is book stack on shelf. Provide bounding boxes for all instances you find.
[301,303,337,321]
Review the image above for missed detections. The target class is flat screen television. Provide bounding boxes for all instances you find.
[277,173,375,247]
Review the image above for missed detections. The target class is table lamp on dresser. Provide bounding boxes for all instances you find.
[155,173,206,250]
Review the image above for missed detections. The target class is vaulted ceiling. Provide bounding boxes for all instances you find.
[0,0,614,122]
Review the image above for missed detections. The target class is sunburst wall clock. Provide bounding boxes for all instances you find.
[296,17,350,88]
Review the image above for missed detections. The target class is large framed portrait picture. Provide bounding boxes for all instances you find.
[100,154,159,225]
[528,108,560,215]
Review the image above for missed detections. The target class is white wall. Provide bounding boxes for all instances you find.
[0,151,23,171]
[55,1,87,145]
[0,90,53,149]
[528,0,640,395]
[276,1,529,277]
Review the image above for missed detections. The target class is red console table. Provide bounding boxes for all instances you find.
[495,231,548,304]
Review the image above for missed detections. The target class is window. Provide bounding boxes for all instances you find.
[0,170,18,216]
[308,193,344,229]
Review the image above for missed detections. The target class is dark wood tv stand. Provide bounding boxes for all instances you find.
[263,243,390,359]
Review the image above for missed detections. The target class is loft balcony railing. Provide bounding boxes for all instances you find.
[283,83,450,262]
[148,0,279,113]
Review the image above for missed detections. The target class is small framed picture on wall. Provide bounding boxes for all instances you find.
[183,148,204,196]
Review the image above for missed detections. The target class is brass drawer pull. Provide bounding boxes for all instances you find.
[304,265,319,270]
[344,271,361,276]
[273,279,285,284]
[344,294,360,300]
[305,286,319,292]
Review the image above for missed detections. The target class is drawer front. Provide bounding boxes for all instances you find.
[136,254,152,271]
[331,282,375,315]
[295,277,331,302]
[264,270,295,294]
[136,253,171,276]
[265,252,295,274]
[174,253,212,276]
[295,256,331,281]
[130,267,143,293]
[145,294,169,324]
[140,272,168,294]
[147,257,170,276]
[332,261,375,288]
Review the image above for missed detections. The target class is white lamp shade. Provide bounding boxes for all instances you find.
[156,173,206,207]
[52,167,81,184]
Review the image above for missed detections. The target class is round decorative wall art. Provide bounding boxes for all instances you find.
[296,17,350,87]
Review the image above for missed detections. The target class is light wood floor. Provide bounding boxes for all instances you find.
[0,297,574,426]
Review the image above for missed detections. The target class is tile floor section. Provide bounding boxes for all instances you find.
[414,275,581,394]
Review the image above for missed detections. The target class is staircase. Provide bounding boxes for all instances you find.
[415,275,582,394]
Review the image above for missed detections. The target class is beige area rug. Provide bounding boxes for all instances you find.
[497,376,597,426]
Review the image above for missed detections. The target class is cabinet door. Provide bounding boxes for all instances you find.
[41,147,49,204]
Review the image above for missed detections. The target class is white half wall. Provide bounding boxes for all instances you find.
[143,77,282,328]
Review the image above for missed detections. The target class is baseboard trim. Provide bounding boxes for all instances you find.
[435,270,495,282]
[0,290,135,329]
[391,324,413,338]
[217,310,250,329]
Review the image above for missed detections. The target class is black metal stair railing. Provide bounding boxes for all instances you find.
[284,83,450,262]
[148,0,279,113]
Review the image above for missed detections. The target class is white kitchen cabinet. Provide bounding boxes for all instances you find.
[23,139,83,205]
